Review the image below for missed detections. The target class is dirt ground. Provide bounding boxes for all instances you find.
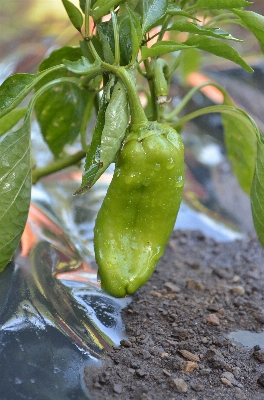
[84,229,264,400]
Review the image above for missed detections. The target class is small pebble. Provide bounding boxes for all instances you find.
[136,369,146,378]
[191,383,203,392]
[221,377,232,387]
[213,268,233,280]
[221,372,235,381]
[232,367,241,378]
[234,387,247,400]
[257,373,264,387]
[206,313,220,326]
[164,281,181,293]
[221,372,242,387]
[98,372,108,384]
[173,327,194,340]
[149,290,162,298]
[230,275,241,283]
[207,304,220,312]
[254,349,264,363]
[128,368,135,374]
[113,383,123,394]
[130,360,140,369]
[200,369,211,376]
[183,361,198,373]
[186,279,204,291]
[120,339,132,347]
[217,308,225,316]
[185,256,202,268]
[205,350,228,370]
[171,378,188,393]
[255,312,264,324]
[231,286,245,295]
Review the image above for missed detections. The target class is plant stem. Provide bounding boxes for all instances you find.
[144,59,159,121]
[204,13,236,26]
[101,62,148,129]
[111,9,120,65]
[137,65,147,77]
[85,0,91,38]
[165,81,230,121]
[154,58,169,97]
[119,68,148,129]
[32,150,86,184]
[157,14,172,41]
[168,53,182,78]
[171,104,261,141]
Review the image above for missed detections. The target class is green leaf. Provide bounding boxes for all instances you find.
[36,47,84,93]
[0,65,65,119]
[80,40,95,63]
[75,80,129,194]
[61,0,83,32]
[191,0,252,9]
[79,0,86,12]
[74,91,108,195]
[35,47,92,157]
[118,11,143,66]
[251,139,264,247]
[34,81,91,156]
[174,103,259,193]
[0,108,31,270]
[79,0,98,13]
[97,23,115,64]
[96,12,141,65]
[38,46,83,72]
[232,9,264,52]
[126,7,143,63]
[185,36,253,72]
[167,5,198,19]
[100,9,142,66]
[118,16,134,66]
[222,111,257,194]
[141,41,194,60]
[0,107,26,137]
[139,0,168,34]
[168,20,240,41]
[80,38,105,63]
[92,0,124,21]
[95,81,128,180]
[119,0,139,13]
[63,57,101,75]
[178,48,201,82]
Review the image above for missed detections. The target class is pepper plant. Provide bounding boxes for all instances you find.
[1,0,264,297]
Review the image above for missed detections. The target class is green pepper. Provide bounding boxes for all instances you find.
[94,121,184,297]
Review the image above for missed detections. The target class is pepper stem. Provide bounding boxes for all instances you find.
[101,63,149,131]
[118,67,148,130]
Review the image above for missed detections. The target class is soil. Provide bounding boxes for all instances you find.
[84,230,264,400]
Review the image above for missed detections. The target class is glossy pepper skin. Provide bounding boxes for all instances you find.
[94,122,184,297]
